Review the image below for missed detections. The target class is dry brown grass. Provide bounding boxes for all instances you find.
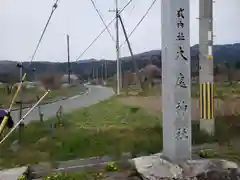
[114,83,240,118]
[118,96,240,120]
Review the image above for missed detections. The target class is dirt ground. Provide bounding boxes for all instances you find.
[118,96,240,120]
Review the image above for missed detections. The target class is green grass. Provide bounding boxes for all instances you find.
[191,83,240,99]
[0,97,240,168]
[0,99,162,168]
[119,83,240,99]
[0,98,213,168]
[0,84,86,108]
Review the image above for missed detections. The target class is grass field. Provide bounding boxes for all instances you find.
[1,96,239,169]
[0,98,162,167]
[0,84,86,108]
[119,82,240,99]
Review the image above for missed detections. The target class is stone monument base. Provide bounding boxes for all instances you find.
[130,153,240,180]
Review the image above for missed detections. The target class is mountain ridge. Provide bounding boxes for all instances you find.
[0,43,240,80]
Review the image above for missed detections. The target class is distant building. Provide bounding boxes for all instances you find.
[61,74,79,84]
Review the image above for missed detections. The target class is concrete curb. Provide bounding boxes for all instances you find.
[11,87,89,112]
[29,153,133,179]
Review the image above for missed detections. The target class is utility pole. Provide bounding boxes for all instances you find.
[109,0,121,94]
[101,63,104,82]
[67,34,71,84]
[115,0,121,94]
[96,65,99,83]
[199,0,214,135]
[32,68,36,82]
[92,67,95,80]
[105,60,107,81]
[16,62,24,143]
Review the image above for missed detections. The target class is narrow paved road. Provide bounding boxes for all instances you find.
[10,85,115,124]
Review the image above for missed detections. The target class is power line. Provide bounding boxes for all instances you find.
[89,0,115,43]
[29,0,60,66]
[128,1,137,16]
[75,0,133,61]
[120,0,156,48]
[0,0,59,141]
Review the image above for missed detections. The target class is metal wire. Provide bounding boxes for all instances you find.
[89,0,115,42]
[0,90,50,145]
[0,0,59,136]
[28,0,60,66]
[120,0,156,48]
[75,0,134,61]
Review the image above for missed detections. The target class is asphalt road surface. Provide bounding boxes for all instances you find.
[10,85,115,124]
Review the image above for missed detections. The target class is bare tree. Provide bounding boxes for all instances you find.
[39,73,62,90]
[140,64,161,89]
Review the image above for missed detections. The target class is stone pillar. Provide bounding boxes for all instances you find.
[161,0,192,162]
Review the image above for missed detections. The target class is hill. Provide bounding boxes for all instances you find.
[0,43,240,81]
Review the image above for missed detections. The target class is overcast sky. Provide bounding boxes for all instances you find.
[0,0,239,62]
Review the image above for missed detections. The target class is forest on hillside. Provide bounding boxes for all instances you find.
[0,43,240,83]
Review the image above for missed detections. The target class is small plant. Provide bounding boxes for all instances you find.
[198,149,216,158]
[18,175,27,180]
[104,161,118,172]
[43,172,74,180]
[92,172,104,180]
